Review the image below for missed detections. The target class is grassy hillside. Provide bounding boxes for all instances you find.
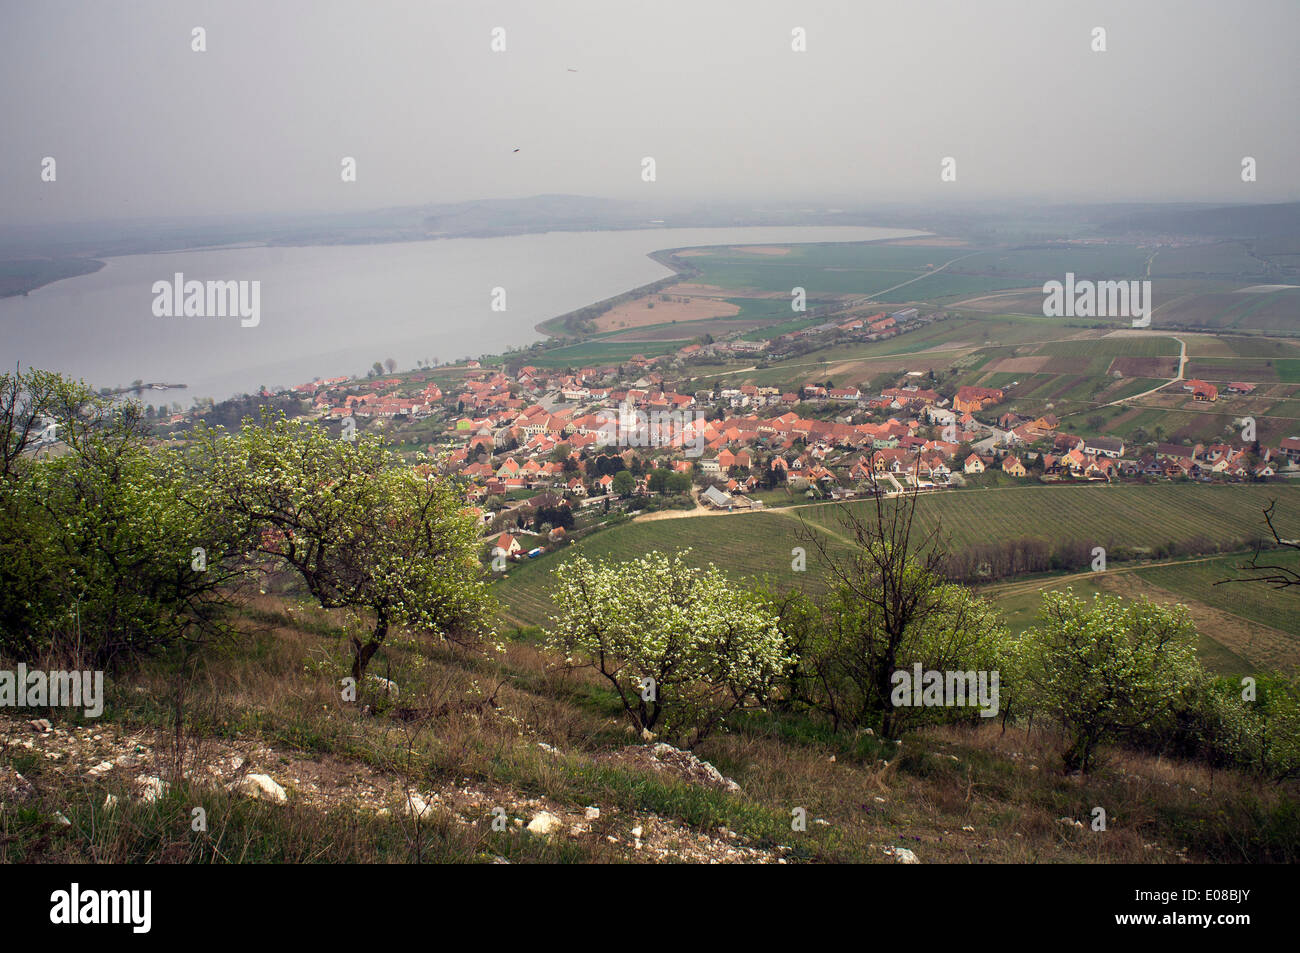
[4,595,1294,864]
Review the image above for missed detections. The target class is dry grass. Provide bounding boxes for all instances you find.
[2,593,1297,864]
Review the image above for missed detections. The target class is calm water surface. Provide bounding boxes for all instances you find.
[0,226,922,400]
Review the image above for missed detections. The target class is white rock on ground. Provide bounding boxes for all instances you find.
[134,775,168,803]
[649,743,742,792]
[885,846,920,864]
[526,811,562,835]
[237,773,287,804]
[1,766,36,804]
[402,792,433,818]
[366,675,399,701]
[584,806,600,820]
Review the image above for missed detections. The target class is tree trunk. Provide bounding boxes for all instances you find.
[351,611,389,681]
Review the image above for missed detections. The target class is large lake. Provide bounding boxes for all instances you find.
[0,226,922,401]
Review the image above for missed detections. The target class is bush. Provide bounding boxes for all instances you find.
[1,371,244,666]
[546,551,789,747]
[1015,590,1201,772]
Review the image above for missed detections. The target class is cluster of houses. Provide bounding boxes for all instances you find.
[293,375,444,419]
[267,351,1296,565]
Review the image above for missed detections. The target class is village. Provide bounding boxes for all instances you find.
[255,316,1298,570]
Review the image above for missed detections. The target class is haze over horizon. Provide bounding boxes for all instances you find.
[2,0,1297,227]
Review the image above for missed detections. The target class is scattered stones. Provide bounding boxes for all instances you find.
[0,766,36,804]
[0,711,778,864]
[29,718,51,733]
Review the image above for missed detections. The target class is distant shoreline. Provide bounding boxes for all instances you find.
[0,257,105,298]
[530,233,931,344]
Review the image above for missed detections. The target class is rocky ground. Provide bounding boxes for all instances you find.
[0,712,786,863]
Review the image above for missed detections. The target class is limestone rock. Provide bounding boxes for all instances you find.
[237,773,287,804]
[526,811,561,836]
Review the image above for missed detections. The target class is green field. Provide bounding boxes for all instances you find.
[1136,551,1300,638]
[977,549,1300,674]
[1151,242,1266,277]
[953,244,1152,280]
[493,483,1300,628]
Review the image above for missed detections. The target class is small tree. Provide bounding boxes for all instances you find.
[199,412,492,679]
[1016,591,1200,772]
[1218,501,1300,590]
[547,551,788,747]
[794,468,1006,736]
[611,469,636,497]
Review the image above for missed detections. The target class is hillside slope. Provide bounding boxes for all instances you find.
[2,594,1295,864]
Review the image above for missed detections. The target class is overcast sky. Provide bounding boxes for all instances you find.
[2,0,1297,225]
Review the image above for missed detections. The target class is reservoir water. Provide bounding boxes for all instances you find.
[0,225,922,401]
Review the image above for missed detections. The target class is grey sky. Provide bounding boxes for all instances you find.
[2,0,1296,225]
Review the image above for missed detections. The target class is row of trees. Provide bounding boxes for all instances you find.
[1,369,490,678]
[546,487,1300,778]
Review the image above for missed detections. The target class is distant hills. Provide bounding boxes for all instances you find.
[1097,201,1300,239]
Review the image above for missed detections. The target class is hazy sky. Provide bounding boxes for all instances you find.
[2,0,1297,224]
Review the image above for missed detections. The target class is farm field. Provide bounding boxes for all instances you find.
[954,276,1300,333]
[709,313,1100,389]
[950,244,1152,280]
[799,482,1296,560]
[493,483,1300,639]
[1150,242,1266,277]
[978,550,1300,674]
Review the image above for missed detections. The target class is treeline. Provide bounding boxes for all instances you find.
[170,391,309,433]
[941,534,1261,583]
[546,494,1300,782]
